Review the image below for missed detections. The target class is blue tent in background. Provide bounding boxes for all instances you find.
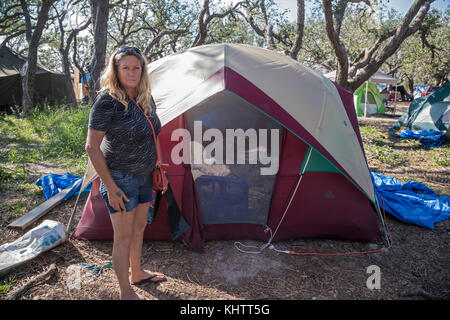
[371,172,449,230]
[392,83,450,133]
[79,73,90,84]
[391,83,449,148]
[413,84,430,98]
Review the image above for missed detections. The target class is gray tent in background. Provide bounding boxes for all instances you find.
[0,45,71,107]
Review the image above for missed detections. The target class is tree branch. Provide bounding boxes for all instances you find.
[323,0,349,87]
[349,0,434,90]
[192,0,244,47]
[286,0,305,60]
[72,35,88,90]
[348,29,395,77]
[258,0,276,50]
[419,26,440,60]
[0,29,25,48]
[144,28,188,57]
[19,0,32,42]
[118,0,129,46]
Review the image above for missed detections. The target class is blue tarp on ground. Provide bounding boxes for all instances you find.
[391,128,446,148]
[35,172,91,202]
[371,172,450,229]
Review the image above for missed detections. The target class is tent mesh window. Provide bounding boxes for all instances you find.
[361,91,377,105]
[185,90,281,225]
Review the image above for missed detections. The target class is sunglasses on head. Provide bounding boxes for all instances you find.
[115,46,142,56]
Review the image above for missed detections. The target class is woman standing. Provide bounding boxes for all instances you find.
[85,46,165,300]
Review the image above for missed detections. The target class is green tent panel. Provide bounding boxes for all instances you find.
[353,82,385,116]
[300,147,341,174]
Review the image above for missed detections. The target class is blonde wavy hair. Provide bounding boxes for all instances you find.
[99,46,152,113]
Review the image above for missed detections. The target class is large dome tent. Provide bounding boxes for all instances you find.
[73,44,390,251]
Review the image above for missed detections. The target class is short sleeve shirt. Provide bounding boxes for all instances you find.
[88,92,162,176]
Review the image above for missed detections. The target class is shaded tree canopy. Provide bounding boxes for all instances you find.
[0,0,447,112]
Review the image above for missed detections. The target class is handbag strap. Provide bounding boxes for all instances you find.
[128,95,161,164]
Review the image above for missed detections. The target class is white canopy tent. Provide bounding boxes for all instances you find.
[324,70,399,116]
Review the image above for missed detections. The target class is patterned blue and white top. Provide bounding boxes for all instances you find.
[88,92,162,176]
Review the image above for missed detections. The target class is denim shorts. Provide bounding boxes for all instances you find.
[100,169,154,214]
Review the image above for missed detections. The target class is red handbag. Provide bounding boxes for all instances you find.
[129,95,169,194]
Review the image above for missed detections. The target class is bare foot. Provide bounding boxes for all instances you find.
[130,269,166,284]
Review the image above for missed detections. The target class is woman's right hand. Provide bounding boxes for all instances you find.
[86,129,130,212]
[107,186,130,212]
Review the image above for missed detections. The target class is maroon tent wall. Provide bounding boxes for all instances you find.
[267,127,380,242]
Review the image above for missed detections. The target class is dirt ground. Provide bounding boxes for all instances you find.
[0,101,449,302]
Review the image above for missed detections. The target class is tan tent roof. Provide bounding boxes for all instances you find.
[147,43,375,201]
[83,44,375,202]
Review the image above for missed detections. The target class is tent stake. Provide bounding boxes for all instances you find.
[394,83,398,114]
[65,158,91,235]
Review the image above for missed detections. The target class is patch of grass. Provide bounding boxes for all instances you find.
[0,115,41,146]
[6,199,27,220]
[0,167,14,191]
[15,182,42,194]
[359,125,383,143]
[429,145,450,167]
[27,106,89,171]
[366,143,404,166]
[0,106,90,186]
[360,123,450,170]
[360,124,407,166]
[0,276,17,295]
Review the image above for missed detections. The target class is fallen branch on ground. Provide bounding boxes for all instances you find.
[5,264,58,300]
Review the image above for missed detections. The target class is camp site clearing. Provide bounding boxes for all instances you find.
[0,101,449,300]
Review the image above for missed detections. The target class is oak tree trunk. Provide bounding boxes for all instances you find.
[21,0,56,115]
[88,0,109,100]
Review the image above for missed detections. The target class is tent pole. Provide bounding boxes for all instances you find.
[66,186,83,235]
[364,81,368,117]
[394,84,398,114]
[65,158,92,235]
